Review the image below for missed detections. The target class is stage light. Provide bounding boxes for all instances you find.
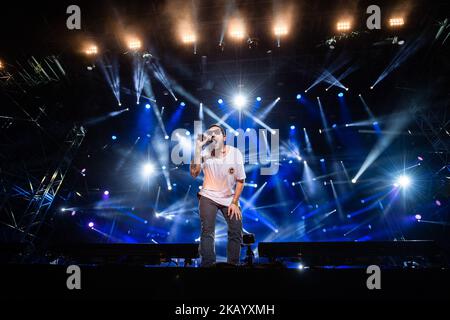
[288,160,293,164]
[111,135,117,140]
[103,190,109,196]
[145,104,151,109]
[298,264,304,270]
[182,33,197,44]
[233,94,247,109]
[338,92,344,97]
[164,135,170,140]
[88,222,94,228]
[142,163,155,177]
[345,87,349,91]
[290,125,295,130]
[185,131,191,136]
[127,38,142,50]
[273,23,288,36]
[256,96,262,102]
[0,60,3,69]
[396,175,411,188]
[296,155,302,161]
[84,44,98,55]
[351,178,357,184]
[118,102,122,106]
[229,18,246,40]
[218,98,223,104]
[320,158,325,163]
[415,214,422,221]
[246,128,251,132]
[296,94,301,100]
[389,17,405,27]
[337,20,351,32]
[370,86,374,90]
[291,182,296,186]
[180,101,186,107]
[61,208,66,212]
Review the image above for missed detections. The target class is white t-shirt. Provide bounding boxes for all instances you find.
[198,145,246,207]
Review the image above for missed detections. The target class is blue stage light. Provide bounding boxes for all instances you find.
[218,98,223,104]
[111,135,117,140]
[320,158,325,162]
[290,125,295,130]
[296,94,302,100]
[338,92,344,97]
[256,96,262,102]
[145,104,151,109]
[180,102,186,107]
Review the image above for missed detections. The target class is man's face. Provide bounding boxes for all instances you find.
[206,126,225,145]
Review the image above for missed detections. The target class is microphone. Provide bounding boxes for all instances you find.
[200,132,214,146]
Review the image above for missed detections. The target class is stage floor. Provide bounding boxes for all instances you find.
[1,264,449,301]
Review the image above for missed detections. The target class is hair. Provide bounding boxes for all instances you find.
[207,124,226,136]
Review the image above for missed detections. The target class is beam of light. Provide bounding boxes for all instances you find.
[154,185,161,213]
[202,105,237,135]
[219,0,236,45]
[239,198,278,233]
[259,97,281,121]
[306,56,351,92]
[98,55,121,105]
[242,182,267,212]
[133,55,147,104]
[302,161,316,195]
[340,161,351,183]
[322,70,347,90]
[348,188,397,219]
[151,102,169,140]
[316,97,333,148]
[241,109,276,134]
[199,102,204,122]
[82,108,129,126]
[115,136,141,172]
[325,65,358,91]
[371,34,426,89]
[148,60,178,101]
[358,94,376,120]
[352,111,412,183]
[302,128,313,155]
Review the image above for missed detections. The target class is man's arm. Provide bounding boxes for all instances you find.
[231,179,245,205]
[190,135,206,178]
[190,146,202,178]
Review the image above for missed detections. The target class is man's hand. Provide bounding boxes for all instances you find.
[227,203,242,220]
[196,134,211,149]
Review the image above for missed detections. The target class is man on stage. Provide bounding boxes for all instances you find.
[190,124,246,267]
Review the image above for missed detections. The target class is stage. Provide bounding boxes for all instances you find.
[1,264,449,301]
[1,0,450,308]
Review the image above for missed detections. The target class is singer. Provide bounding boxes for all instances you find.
[190,124,246,267]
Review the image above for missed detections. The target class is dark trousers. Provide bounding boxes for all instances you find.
[198,195,243,267]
